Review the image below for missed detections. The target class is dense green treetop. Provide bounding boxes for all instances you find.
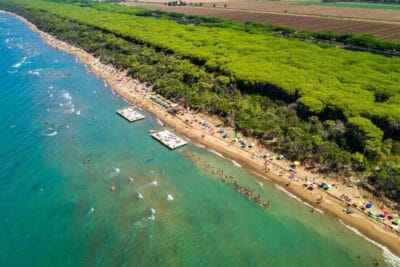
[4,0,400,129]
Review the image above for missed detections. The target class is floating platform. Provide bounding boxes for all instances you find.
[116,107,145,122]
[151,130,188,150]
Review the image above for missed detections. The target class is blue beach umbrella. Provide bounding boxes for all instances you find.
[366,203,372,209]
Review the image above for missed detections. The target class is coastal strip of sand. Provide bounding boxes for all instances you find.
[3,10,399,259]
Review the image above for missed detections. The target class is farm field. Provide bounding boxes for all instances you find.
[125,2,400,41]
[304,2,400,11]
[126,1,400,22]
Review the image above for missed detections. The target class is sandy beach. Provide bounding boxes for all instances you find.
[4,10,400,258]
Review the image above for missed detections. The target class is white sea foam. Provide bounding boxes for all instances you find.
[315,208,324,214]
[194,143,205,148]
[28,69,41,76]
[12,56,27,68]
[64,107,75,114]
[103,80,108,87]
[156,118,164,126]
[275,184,324,213]
[150,180,158,186]
[231,160,242,168]
[303,201,314,209]
[338,219,400,266]
[45,131,58,136]
[76,110,81,115]
[208,149,223,158]
[167,194,174,201]
[61,92,72,101]
[275,184,303,203]
[250,171,269,181]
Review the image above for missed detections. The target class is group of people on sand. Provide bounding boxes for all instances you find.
[182,150,271,211]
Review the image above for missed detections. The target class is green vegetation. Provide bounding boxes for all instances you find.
[1,0,399,203]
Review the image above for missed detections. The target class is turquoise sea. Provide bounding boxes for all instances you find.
[0,13,398,267]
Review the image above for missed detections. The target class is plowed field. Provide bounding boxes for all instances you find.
[125,2,400,41]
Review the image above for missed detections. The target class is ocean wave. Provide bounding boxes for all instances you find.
[315,208,324,214]
[338,219,400,266]
[12,56,27,68]
[274,184,324,213]
[208,149,223,158]
[231,160,242,168]
[274,184,303,203]
[45,131,58,136]
[250,170,270,181]
[194,143,205,148]
[61,92,72,101]
[64,107,75,114]
[156,118,164,126]
[303,201,314,209]
[28,69,41,76]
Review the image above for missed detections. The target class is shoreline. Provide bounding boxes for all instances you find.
[3,10,400,260]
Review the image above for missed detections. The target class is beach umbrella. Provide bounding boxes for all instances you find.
[368,211,376,216]
[293,161,300,166]
[366,203,372,209]
[311,184,318,189]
